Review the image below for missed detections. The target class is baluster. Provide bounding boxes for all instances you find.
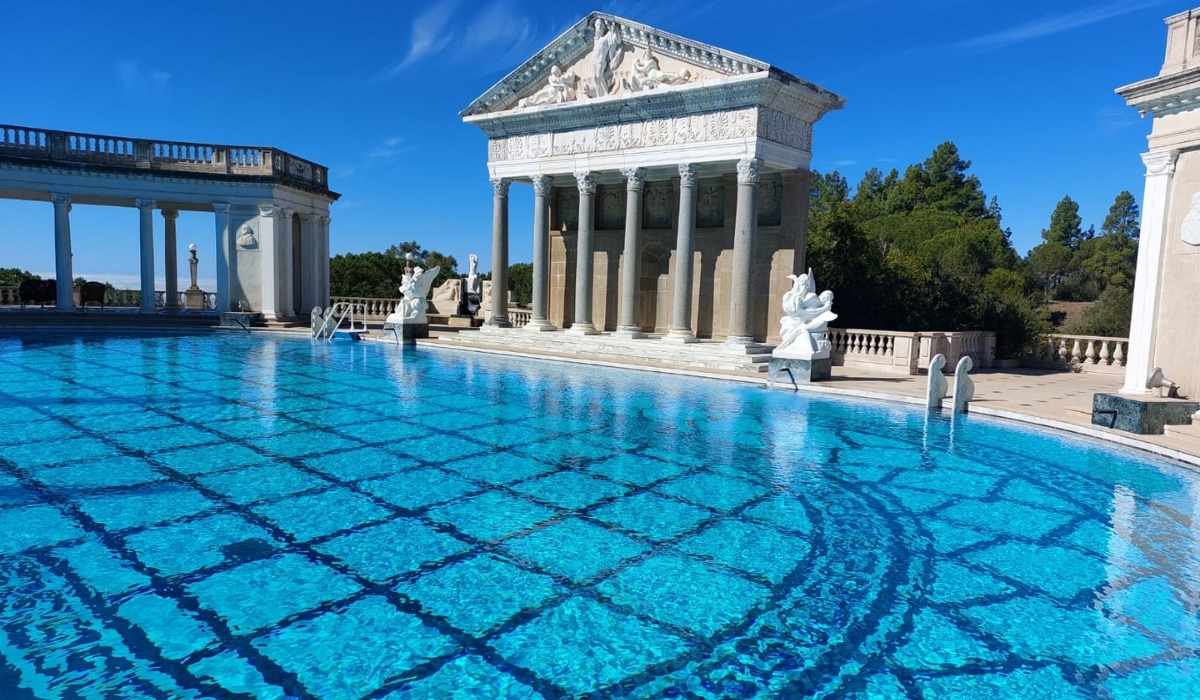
[1057,338,1068,362]
[1099,340,1112,366]
[1071,339,1083,364]
[1114,342,1126,367]
[1084,340,1098,366]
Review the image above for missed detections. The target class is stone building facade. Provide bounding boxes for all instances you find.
[462,12,842,344]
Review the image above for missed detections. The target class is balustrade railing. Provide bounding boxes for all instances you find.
[330,296,400,320]
[1030,333,1129,374]
[0,286,18,305]
[828,329,923,375]
[0,285,214,310]
[509,308,531,328]
[0,124,330,193]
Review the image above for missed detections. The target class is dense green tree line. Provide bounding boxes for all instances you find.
[806,142,1138,357]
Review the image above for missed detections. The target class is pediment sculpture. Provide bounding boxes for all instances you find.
[622,46,694,93]
[773,269,838,360]
[585,17,624,98]
[236,224,258,250]
[518,66,580,108]
[386,265,441,326]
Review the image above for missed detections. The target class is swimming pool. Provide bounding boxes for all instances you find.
[0,332,1196,698]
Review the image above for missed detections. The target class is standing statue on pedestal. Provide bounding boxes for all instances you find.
[184,243,206,310]
[768,269,837,387]
[464,253,483,316]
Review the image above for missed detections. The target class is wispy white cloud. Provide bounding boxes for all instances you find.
[376,0,565,79]
[955,1,1163,51]
[368,136,411,159]
[116,59,171,91]
[377,0,460,79]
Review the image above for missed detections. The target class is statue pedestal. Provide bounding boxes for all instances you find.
[184,287,205,310]
[767,356,831,389]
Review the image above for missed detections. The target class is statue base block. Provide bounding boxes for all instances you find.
[768,357,831,389]
[384,322,429,345]
[1091,393,1199,434]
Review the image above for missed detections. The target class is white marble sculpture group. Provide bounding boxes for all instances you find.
[386,258,441,326]
[773,269,837,360]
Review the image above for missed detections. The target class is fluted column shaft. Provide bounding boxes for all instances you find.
[528,175,554,330]
[213,203,232,312]
[279,208,295,317]
[668,164,698,341]
[162,209,179,308]
[489,177,511,326]
[616,168,645,337]
[52,193,73,311]
[726,158,760,345]
[570,171,598,334]
[319,215,330,309]
[136,198,156,312]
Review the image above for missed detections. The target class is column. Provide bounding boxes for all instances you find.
[725,158,760,347]
[488,177,511,327]
[569,170,598,334]
[162,209,179,309]
[318,215,330,309]
[667,164,698,342]
[51,193,73,311]
[616,167,645,338]
[213,203,231,312]
[258,204,280,319]
[278,208,295,317]
[527,175,554,330]
[1121,150,1178,394]
[136,198,156,312]
[300,213,318,314]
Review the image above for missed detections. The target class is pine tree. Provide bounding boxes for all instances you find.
[1101,191,1140,239]
[1041,196,1086,250]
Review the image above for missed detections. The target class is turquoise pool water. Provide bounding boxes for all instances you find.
[0,332,1197,698]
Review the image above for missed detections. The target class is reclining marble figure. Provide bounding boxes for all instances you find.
[429,278,462,316]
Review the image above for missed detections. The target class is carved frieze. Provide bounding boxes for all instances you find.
[757,108,812,151]
[643,181,673,229]
[697,179,724,228]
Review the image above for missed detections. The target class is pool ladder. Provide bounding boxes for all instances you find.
[311,302,368,342]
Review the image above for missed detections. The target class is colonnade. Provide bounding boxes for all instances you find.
[488,157,763,346]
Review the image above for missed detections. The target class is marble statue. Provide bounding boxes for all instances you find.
[386,266,441,326]
[429,278,462,316]
[465,253,482,315]
[623,46,694,93]
[773,269,837,360]
[1182,193,1200,246]
[519,65,580,108]
[236,224,257,249]
[952,356,975,414]
[187,244,199,290]
[586,18,624,98]
[185,243,205,309]
[926,354,948,410]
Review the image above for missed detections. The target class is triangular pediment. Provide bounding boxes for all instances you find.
[461,12,775,117]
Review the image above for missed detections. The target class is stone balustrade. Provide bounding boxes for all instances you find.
[0,286,17,305]
[330,296,400,320]
[509,308,532,328]
[1031,333,1129,375]
[829,329,923,375]
[0,124,331,193]
[0,285,214,310]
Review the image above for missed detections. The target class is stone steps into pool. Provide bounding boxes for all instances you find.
[425,327,775,374]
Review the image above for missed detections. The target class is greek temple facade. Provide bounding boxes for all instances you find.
[0,126,337,318]
[463,12,843,345]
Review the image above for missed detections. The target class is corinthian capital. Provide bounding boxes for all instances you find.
[574,170,596,194]
[491,177,510,198]
[677,163,697,188]
[531,175,550,197]
[621,167,644,192]
[135,198,156,211]
[51,192,72,211]
[736,158,761,185]
[1141,150,1178,177]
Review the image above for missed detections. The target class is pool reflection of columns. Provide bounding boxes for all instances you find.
[527,175,554,331]
[51,193,73,311]
[136,198,156,313]
[569,170,598,335]
[162,208,179,309]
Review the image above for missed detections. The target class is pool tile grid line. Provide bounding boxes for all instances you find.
[0,367,803,695]
[4,338,1195,696]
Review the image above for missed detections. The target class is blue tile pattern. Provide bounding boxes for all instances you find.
[0,331,1197,698]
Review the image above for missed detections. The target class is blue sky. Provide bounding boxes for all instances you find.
[0,0,1176,288]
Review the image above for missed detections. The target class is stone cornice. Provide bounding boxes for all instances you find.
[1117,65,1200,117]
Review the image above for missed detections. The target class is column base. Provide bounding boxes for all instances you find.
[524,318,557,332]
[612,326,645,339]
[664,329,698,344]
[485,318,512,329]
[567,322,599,336]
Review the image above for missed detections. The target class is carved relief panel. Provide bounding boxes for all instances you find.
[555,187,578,230]
[757,174,782,227]
[697,179,724,228]
[642,181,673,229]
[597,185,625,230]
